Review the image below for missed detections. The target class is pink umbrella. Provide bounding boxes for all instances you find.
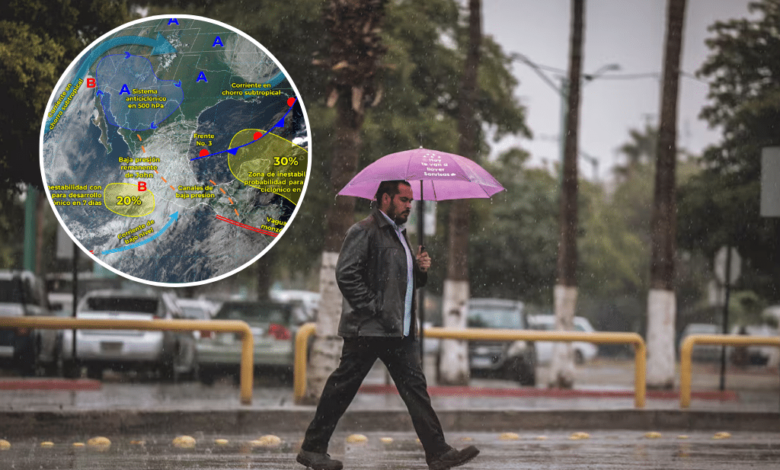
[339,148,505,358]
[338,148,505,201]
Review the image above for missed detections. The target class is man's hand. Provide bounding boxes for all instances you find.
[416,246,431,272]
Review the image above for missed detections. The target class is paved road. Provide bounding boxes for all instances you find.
[2,431,778,469]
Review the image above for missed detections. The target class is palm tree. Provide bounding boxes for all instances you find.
[549,0,585,389]
[646,0,687,390]
[614,124,658,182]
[304,0,388,403]
[439,0,482,386]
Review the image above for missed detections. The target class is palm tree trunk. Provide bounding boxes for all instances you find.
[647,0,687,390]
[440,0,481,386]
[304,0,388,403]
[550,0,585,389]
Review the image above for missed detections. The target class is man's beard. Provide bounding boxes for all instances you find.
[389,207,410,225]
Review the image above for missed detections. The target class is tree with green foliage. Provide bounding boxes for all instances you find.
[468,149,559,304]
[679,0,780,303]
[0,0,129,192]
[147,0,528,287]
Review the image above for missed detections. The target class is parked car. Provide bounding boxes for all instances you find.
[270,289,319,324]
[678,323,721,362]
[0,270,60,376]
[196,300,295,385]
[61,290,197,380]
[464,298,536,385]
[728,324,777,366]
[527,314,599,365]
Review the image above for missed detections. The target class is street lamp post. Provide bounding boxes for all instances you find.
[511,53,618,183]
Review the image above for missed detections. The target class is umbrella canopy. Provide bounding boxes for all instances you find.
[338,148,505,201]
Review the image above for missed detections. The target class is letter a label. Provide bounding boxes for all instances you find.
[119,84,131,95]
[197,71,208,83]
[213,36,224,47]
[138,182,147,192]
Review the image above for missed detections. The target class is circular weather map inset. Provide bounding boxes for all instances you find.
[40,15,310,286]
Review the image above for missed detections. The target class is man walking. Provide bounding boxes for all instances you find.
[297,180,479,470]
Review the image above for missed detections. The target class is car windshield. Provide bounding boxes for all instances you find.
[181,306,209,320]
[686,324,718,335]
[215,303,290,326]
[468,306,522,329]
[84,296,158,314]
[0,279,40,305]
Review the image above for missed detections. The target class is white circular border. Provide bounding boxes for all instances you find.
[39,14,313,288]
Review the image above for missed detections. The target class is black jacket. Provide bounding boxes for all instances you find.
[336,208,427,338]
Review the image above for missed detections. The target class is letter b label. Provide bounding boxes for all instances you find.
[138,182,147,192]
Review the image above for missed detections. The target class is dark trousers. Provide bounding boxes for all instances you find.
[302,335,450,460]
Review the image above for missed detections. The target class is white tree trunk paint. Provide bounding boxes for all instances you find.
[549,284,576,388]
[306,251,344,402]
[438,279,470,385]
[646,288,676,389]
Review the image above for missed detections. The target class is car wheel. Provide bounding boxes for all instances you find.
[574,349,585,365]
[158,360,177,382]
[86,366,103,380]
[506,356,536,386]
[62,360,81,379]
[16,338,38,377]
[199,368,215,386]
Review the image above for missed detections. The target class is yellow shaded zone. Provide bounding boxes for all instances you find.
[227,129,308,204]
[104,183,155,217]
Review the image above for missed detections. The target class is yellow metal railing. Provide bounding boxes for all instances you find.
[0,316,255,405]
[680,334,780,408]
[294,322,317,403]
[294,323,647,408]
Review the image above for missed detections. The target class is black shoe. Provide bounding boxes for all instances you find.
[296,449,343,470]
[427,445,480,470]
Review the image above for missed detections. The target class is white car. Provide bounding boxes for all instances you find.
[61,290,197,380]
[527,315,599,365]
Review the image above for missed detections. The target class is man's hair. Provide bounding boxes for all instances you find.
[374,180,411,204]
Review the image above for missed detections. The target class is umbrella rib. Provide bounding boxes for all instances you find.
[446,156,473,182]
[431,180,438,201]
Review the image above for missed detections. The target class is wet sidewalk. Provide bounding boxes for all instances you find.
[3,357,776,413]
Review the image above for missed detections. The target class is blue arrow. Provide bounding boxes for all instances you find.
[45,32,177,133]
[102,212,179,255]
[190,97,299,161]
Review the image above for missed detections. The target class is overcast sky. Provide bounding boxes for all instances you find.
[482,0,755,181]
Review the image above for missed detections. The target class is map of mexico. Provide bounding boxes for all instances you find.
[40,15,311,286]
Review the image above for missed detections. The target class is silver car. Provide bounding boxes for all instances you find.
[61,290,197,380]
[196,300,294,385]
[466,298,536,386]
